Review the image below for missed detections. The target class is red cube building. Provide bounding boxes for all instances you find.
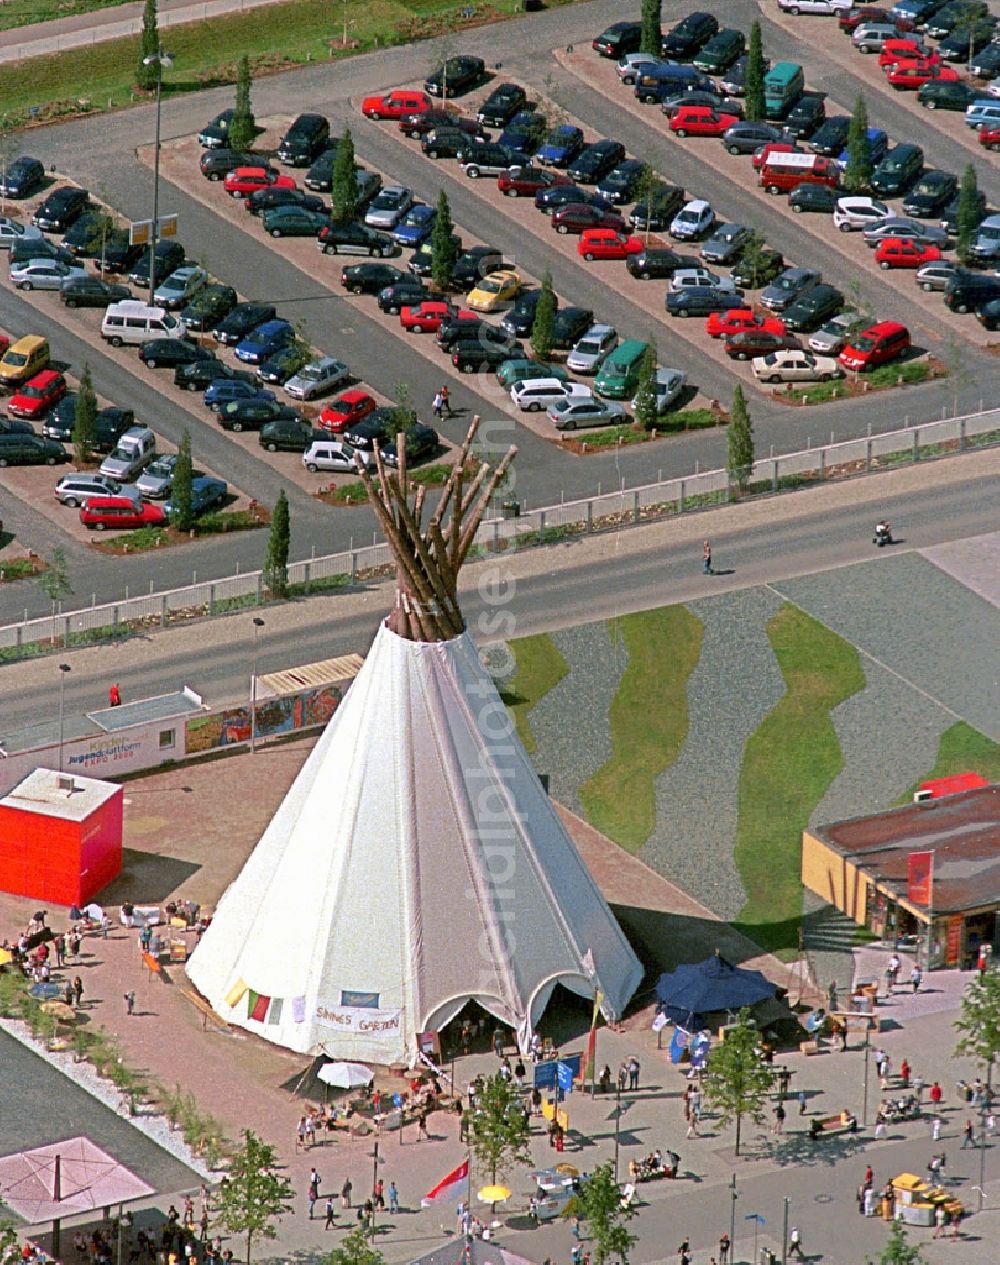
[0,768,123,906]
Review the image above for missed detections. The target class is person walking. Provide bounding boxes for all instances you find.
[798,1090,807,1116]
[788,1226,805,1259]
[628,1056,640,1090]
[962,1119,975,1149]
[374,1179,385,1210]
[72,976,83,1007]
[432,391,444,421]
[718,1232,730,1265]
[911,964,922,993]
[308,1169,321,1219]
[388,1182,399,1214]
[440,385,453,417]
[324,1199,335,1230]
[101,914,109,940]
[773,1102,786,1135]
[124,991,135,1015]
[417,1107,429,1140]
[109,683,122,707]
[931,1115,942,1141]
[930,1080,943,1107]
[341,1178,352,1210]
[702,540,713,575]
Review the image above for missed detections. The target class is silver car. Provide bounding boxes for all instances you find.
[154,265,208,309]
[632,367,687,414]
[546,396,626,431]
[0,217,43,251]
[54,473,138,507]
[862,218,949,249]
[284,356,350,400]
[135,454,179,499]
[701,222,750,264]
[364,186,415,230]
[807,311,864,354]
[914,260,961,292]
[668,267,739,293]
[566,324,618,374]
[10,257,87,290]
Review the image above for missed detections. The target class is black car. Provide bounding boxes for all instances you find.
[784,95,826,139]
[179,284,238,331]
[938,22,994,60]
[200,148,255,180]
[259,417,318,453]
[61,211,114,257]
[343,409,401,450]
[60,275,132,308]
[303,145,342,192]
[720,52,771,96]
[789,184,840,213]
[731,247,785,288]
[0,434,67,466]
[924,0,987,38]
[567,140,627,185]
[174,360,254,392]
[626,248,700,279]
[536,185,612,213]
[452,246,505,290]
[499,110,547,160]
[127,239,186,288]
[9,238,76,267]
[459,143,517,178]
[969,42,1000,78]
[213,301,277,345]
[246,188,326,217]
[44,394,78,440]
[661,11,719,60]
[918,81,977,110]
[381,423,439,468]
[277,113,330,165]
[628,183,686,232]
[501,289,560,336]
[421,128,484,161]
[593,20,642,57]
[782,284,844,332]
[217,398,301,432]
[378,280,430,314]
[424,55,486,98]
[661,88,740,116]
[436,317,497,352]
[341,262,407,295]
[551,306,595,350]
[102,230,144,274]
[977,298,1000,330]
[940,189,987,237]
[0,156,45,199]
[478,83,527,128]
[944,273,1000,313]
[139,340,214,370]
[452,340,524,373]
[318,221,395,257]
[402,109,483,141]
[721,122,787,155]
[808,115,851,156]
[597,159,647,204]
[199,109,235,148]
[32,186,89,233]
[902,171,958,217]
[92,407,136,453]
[666,287,735,316]
[257,346,309,385]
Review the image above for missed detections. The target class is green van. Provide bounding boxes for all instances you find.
[594,339,647,399]
[763,62,805,120]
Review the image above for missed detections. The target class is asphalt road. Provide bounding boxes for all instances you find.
[1,0,997,620]
[2,452,995,738]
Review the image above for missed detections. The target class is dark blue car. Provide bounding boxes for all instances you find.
[392,204,436,247]
[498,110,543,160]
[165,476,228,519]
[234,318,295,364]
[535,185,613,214]
[837,129,888,170]
[535,125,585,168]
[204,381,275,409]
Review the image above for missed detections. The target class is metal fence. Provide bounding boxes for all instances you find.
[1,406,997,658]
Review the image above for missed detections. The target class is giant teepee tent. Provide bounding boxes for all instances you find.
[187,420,642,1065]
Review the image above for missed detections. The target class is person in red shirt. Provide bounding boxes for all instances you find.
[930,1081,943,1106]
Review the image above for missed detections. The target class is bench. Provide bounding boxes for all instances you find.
[799,1040,820,1056]
[810,1114,857,1139]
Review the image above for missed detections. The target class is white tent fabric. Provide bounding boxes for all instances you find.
[187,624,642,1065]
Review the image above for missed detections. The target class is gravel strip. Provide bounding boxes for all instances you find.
[775,554,1000,741]
[523,620,627,815]
[640,587,787,921]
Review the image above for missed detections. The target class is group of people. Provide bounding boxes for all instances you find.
[2,912,88,1010]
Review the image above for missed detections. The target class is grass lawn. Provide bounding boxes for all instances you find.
[579,606,703,853]
[733,605,864,956]
[501,633,568,755]
[904,721,1000,797]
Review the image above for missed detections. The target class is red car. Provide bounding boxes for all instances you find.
[875,237,942,269]
[497,167,572,198]
[223,167,296,198]
[724,329,802,361]
[551,203,626,234]
[705,309,787,340]
[79,496,167,532]
[361,90,432,120]
[979,126,1000,152]
[400,300,460,333]
[669,106,741,138]
[317,390,377,434]
[886,60,958,89]
[752,142,798,172]
[878,40,939,70]
[840,4,912,31]
[7,369,67,419]
[577,228,643,261]
[0,334,9,358]
[839,321,911,372]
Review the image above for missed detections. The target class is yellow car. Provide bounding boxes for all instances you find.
[466,269,522,312]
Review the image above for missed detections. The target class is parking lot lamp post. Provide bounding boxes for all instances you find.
[250,616,264,752]
[143,48,173,304]
[57,662,71,771]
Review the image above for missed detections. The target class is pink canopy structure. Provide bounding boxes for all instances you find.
[0,1137,153,1224]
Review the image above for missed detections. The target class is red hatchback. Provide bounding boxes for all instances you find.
[578,229,643,261]
[839,321,911,372]
[224,167,296,198]
[318,390,377,434]
[551,203,626,235]
[670,106,741,138]
[400,300,460,333]
[875,238,941,269]
[7,369,67,419]
[705,309,786,340]
[980,126,1000,152]
[887,60,958,89]
[361,90,432,120]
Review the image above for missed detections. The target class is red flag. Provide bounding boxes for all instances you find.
[908,851,933,906]
[421,1157,469,1206]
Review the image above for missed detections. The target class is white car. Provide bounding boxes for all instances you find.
[154,265,208,309]
[668,267,739,293]
[302,439,370,473]
[0,217,43,250]
[510,378,592,411]
[778,0,850,12]
[364,186,415,230]
[284,357,351,400]
[752,349,844,383]
[669,199,715,241]
[566,324,618,373]
[832,197,890,232]
[632,367,687,414]
[10,258,87,290]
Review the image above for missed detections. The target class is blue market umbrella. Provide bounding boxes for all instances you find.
[655,953,776,1027]
[28,982,64,1000]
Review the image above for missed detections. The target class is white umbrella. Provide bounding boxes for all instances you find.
[318,1061,374,1089]
[82,903,104,921]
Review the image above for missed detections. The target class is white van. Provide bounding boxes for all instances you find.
[101,300,187,347]
[509,378,591,412]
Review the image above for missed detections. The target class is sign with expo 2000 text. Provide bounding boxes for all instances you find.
[315,1003,402,1034]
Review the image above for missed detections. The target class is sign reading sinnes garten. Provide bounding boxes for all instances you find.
[315,1003,403,1033]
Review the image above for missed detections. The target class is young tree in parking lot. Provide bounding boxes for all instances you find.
[744,20,766,123]
[263,489,290,599]
[228,55,257,152]
[843,95,872,194]
[38,548,73,627]
[640,0,662,57]
[330,128,358,224]
[136,0,160,91]
[955,162,981,267]
[633,164,660,246]
[72,364,97,466]
[171,430,194,532]
[391,381,419,440]
[430,189,459,291]
[736,229,769,289]
[727,385,755,492]
[530,270,556,362]
[632,340,659,431]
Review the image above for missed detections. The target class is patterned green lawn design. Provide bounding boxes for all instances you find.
[501,634,569,755]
